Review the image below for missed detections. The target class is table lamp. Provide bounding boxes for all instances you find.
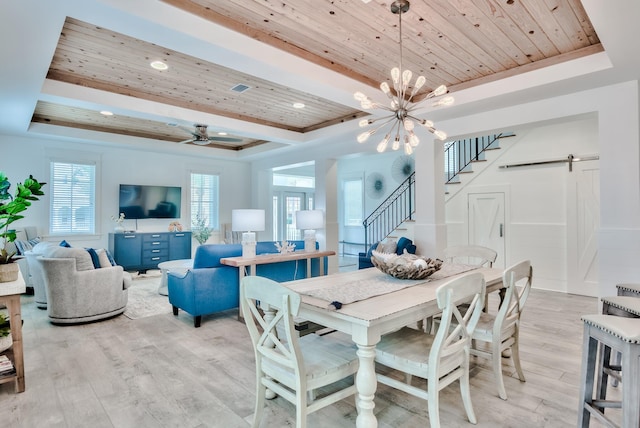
[232,209,265,258]
[295,209,324,252]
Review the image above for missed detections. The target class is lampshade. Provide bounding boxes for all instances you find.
[296,209,324,252]
[231,209,265,232]
[295,210,324,230]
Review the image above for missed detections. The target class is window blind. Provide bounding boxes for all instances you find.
[50,162,96,234]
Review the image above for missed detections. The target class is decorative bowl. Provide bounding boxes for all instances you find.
[371,250,443,280]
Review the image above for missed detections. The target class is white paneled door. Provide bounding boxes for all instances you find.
[468,192,506,268]
[567,161,600,296]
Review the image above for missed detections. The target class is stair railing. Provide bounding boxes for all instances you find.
[445,133,505,184]
[363,172,415,250]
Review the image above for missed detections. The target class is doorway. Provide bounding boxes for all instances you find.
[468,192,506,268]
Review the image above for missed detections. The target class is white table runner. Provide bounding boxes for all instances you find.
[301,262,478,309]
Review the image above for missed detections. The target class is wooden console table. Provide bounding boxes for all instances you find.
[220,250,335,319]
[0,270,26,393]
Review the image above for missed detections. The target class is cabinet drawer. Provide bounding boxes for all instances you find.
[142,233,169,243]
[142,240,169,251]
[142,254,169,266]
[143,247,168,257]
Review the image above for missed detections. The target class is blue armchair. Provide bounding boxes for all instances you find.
[167,240,327,327]
[358,237,417,269]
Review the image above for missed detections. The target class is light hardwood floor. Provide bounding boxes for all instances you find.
[0,271,618,428]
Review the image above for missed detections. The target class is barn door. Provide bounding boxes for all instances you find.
[468,192,506,268]
[567,161,599,296]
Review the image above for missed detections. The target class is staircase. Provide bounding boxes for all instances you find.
[445,132,515,184]
[363,173,415,249]
[363,132,515,247]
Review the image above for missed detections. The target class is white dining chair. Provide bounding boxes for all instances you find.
[443,245,497,268]
[470,259,532,400]
[241,275,358,428]
[374,271,486,428]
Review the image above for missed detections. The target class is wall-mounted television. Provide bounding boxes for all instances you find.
[119,184,182,219]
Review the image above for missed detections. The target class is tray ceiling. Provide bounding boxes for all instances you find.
[34,0,602,155]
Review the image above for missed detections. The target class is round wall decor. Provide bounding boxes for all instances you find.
[391,155,415,183]
[366,172,386,199]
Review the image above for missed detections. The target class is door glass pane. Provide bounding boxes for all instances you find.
[284,193,303,241]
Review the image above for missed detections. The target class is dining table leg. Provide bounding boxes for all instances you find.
[355,343,378,428]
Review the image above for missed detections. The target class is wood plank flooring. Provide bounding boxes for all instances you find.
[0,271,619,428]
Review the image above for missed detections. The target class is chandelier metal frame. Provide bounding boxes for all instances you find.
[354,0,454,155]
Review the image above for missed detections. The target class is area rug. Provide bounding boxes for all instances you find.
[123,273,173,320]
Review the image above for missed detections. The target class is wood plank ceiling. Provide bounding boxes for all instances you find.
[34,0,601,152]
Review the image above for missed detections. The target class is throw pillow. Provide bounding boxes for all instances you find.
[105,249,117,266]
[377,239,397,254]
[85,248,101,269]
[366,242,379,258]
[59,240,72,248]
[96,249,112,268]
[14,237,41,255]
[396,237,414,255]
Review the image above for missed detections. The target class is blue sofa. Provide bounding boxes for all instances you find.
[358,237,417,269]
[167,240,327,327]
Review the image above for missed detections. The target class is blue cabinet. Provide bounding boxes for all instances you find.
[109,231,192,271]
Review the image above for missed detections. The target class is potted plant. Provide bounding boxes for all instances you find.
[0,172,46,282]
[192,213,212,245]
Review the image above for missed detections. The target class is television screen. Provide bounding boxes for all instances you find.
[119,184,182,219]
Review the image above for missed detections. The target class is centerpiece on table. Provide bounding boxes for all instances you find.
[371,249,443,280]
[110,212,126,232]
[0,171,46,282]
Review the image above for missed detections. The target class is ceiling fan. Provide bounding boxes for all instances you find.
[177,124,243,145]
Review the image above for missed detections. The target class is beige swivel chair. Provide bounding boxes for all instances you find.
[241,276,358,428]
[470,260,532,400]
[374,271,486,428]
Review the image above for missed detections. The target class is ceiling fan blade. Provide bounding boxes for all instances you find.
[208,136,243,143]
[178,138,194,144]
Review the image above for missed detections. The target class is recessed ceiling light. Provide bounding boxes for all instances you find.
[100,110,114,116]
[150,60,168,70]
[166,122,178,127]
[293,102,305,109]
[217,132,228,136]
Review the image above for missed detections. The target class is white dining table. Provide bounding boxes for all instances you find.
[283,265,504,428]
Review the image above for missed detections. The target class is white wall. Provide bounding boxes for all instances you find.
[337,151,412,252]
[445,116,599,293]
[412,79,640,299]
[0,134,251,251]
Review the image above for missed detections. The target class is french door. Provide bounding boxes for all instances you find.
[273,191,314,241]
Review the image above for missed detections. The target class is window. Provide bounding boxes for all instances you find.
[343,177,363,226]
[50,162,96,234]
[191,173,219,229]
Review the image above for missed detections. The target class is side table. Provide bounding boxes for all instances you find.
[0,270,26,393]
[157,259,193,295]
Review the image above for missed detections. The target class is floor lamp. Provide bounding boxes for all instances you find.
[232,209,265,258]
[295,209,324,252]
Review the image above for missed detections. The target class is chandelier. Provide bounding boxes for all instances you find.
[354,0,454,155]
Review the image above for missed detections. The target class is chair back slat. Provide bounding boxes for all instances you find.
[494,261,533,337]
[431,271,486,376]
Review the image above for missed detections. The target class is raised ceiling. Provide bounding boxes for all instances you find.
[34,0,601,155]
